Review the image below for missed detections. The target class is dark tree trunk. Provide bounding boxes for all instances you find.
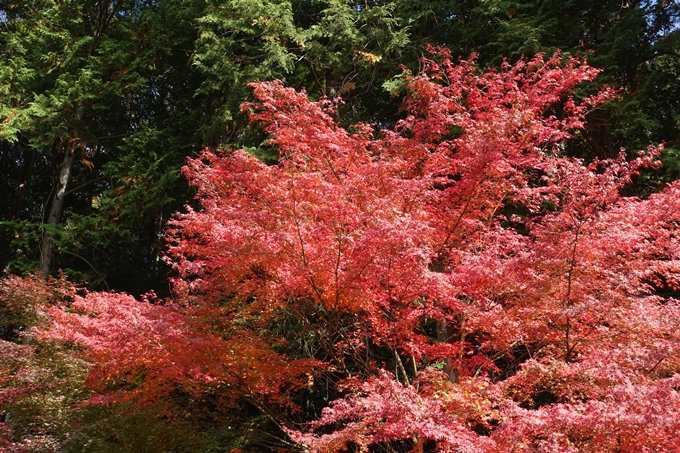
[437,321,460,383]
[39,145,77,274]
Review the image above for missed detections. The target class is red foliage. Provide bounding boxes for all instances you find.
[0,422,15,453]
[37,291,317,411]
[39,50,680,451]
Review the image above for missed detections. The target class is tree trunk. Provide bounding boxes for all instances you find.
[437,321,460,383]
[39,146,77,274]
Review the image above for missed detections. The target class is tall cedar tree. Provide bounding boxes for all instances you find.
[34,51,680,452]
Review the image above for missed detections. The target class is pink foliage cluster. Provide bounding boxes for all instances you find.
[289,369,498,453]
[0,274,76,406]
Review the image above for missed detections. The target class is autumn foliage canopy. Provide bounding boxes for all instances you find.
[24,49,680,451]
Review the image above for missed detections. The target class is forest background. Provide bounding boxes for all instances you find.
[1,0,680,451]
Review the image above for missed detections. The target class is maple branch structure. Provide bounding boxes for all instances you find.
[30,50,680,452]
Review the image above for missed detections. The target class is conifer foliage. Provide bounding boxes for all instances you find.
[38,50,680,451]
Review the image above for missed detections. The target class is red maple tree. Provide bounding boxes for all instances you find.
[36,50,680,451]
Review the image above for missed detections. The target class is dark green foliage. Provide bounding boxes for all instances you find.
[0,0,202,292]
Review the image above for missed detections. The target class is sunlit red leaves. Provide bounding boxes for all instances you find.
[37,48,680,452]
[167,138,438,358]
[166,51,619,372]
